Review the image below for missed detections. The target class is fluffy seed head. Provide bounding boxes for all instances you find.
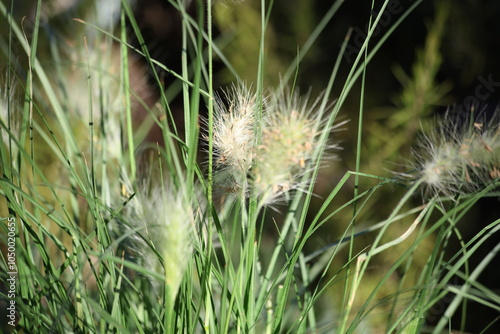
[209,83,339,206]
[115,176,196,303]
[212,83,257,177]
[51,36,125,162]
[413,106,500,197]
[253,89,321,205]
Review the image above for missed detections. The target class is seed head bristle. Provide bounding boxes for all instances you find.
[209,83,339,207]
[413,106,500,197]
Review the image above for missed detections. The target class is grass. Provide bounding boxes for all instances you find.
[1,0,499,333]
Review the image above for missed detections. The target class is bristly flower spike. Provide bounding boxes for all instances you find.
[211,83,258,195]
[412,106,500,197]
[115,174,196,305]
[253,88,327,206]
[210,83,341,207]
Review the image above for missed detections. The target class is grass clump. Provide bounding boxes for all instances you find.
[0,0,499,333]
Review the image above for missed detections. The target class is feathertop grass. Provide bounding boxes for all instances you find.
[413,106,500,197]
[114,175,197,305]
[3,1,499,333]
[210,83,339,206]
